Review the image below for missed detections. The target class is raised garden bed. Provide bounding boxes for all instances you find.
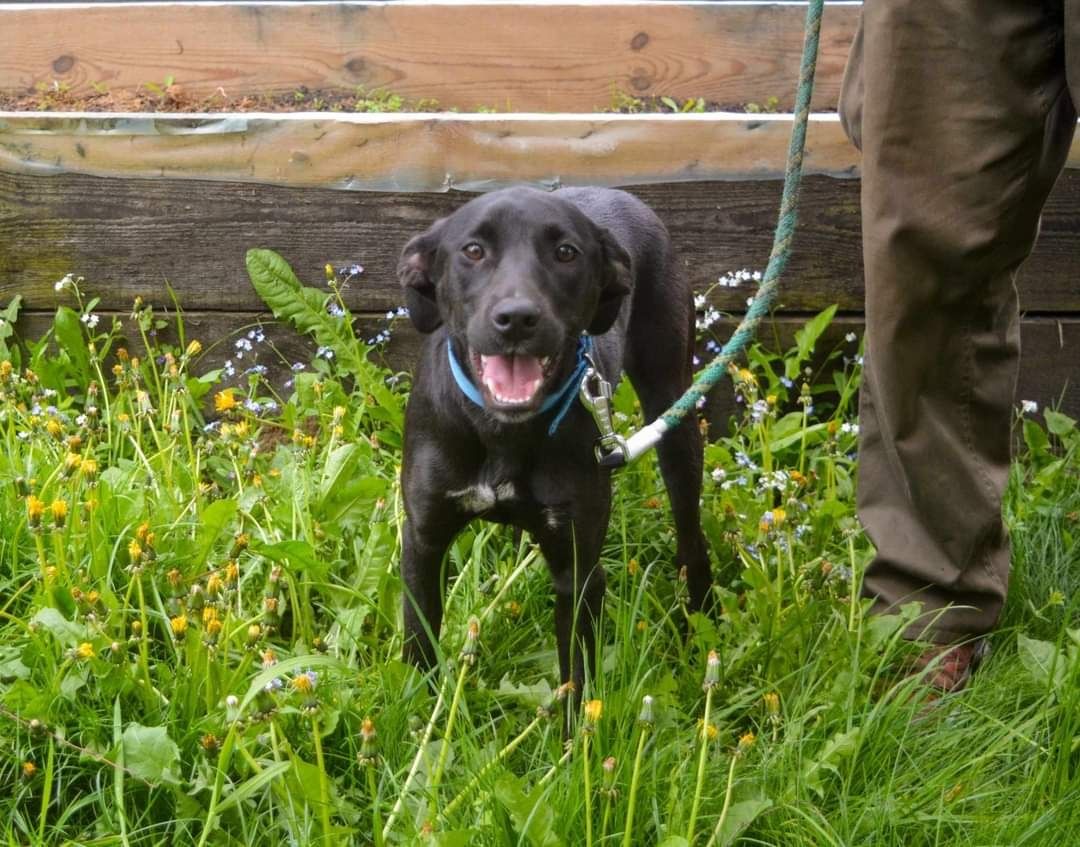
[2,0,1079,416]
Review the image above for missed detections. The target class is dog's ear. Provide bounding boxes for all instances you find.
[587,228,632,335]
[397,222,445,333]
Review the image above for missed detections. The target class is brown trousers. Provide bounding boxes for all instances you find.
[840,1,1080,641]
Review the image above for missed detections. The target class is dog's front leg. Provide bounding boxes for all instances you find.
[535,511,608,727]
[401,518,461,673]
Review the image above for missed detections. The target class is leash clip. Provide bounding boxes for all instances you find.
[579,353,629,468]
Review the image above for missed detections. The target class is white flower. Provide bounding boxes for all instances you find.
[1021,400,1038,415]
[80,312,100,329]
[845,332,857,343]
[54,274,75,292]
[711,467,726,482]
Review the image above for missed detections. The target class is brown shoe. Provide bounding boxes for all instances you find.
[908,638,990,694]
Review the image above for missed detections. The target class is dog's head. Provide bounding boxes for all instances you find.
[397,187,631,420]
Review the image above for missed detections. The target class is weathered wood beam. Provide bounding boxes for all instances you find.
[5,172,1080,315]
[0,112,860,190]
[0,2,860,112]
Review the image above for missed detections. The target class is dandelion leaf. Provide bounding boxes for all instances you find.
[713,798,773,846]
[1017,633,1066,692]
[122,723,181,784]
[245,248,365,377]
[493,772,564,847]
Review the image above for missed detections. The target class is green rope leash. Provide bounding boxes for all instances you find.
[590,0,825,467]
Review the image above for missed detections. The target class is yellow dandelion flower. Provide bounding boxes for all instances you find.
[185,339,202,357]
[205,618,223,637]
[50,499,68,527]
[737,731,756,755]
[291,671,316,693]
[206,573,223,596]
[763,691,780,716]
[214,389,238,413]
[79,456,98,478]
[0,360,11,380]
[202,606,219,625]
[22,760,37,779]
[76,642,95,660]
[26,495,45,527]
[698,720,719,741]
[127,539,143,562]
[170,615,188,637]
[584,699,603,723]
[46,419,63,439]
[627,558,639,576]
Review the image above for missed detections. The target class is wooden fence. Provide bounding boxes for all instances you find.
[1,1,1078,418]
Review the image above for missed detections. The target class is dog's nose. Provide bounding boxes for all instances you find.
[491,298,541,340]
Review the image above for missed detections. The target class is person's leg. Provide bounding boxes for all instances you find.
[840,0,1076,643]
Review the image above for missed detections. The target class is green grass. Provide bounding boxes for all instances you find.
[1,260,1078,846]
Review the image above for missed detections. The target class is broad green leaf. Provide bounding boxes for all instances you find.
[1017,634,1065,691]
[255,539,328,581]
[794,304,838,364]
[1044,409,1077,437]
[194,498,238,568]
[122,724,181,784]
[59,666,89,702]
[803,726,861,797]
[713,798,773,846]
[0,295,21,360]
[245,248,365,376]
[30,607,85,646]
[1023,418,1049,455]
[431,832,479,847]
[493,772,564,847]
[54,305,90,379]
[496,675,554,708]
[0,654,30,681]
[657,838,690,847]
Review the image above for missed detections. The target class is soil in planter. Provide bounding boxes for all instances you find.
[0,83,806,115]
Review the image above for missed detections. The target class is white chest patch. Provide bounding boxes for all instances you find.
[449,481,517,513]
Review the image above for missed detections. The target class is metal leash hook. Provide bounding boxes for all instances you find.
[578,353,630,468]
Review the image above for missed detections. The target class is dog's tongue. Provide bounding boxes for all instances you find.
[480,354,543,404]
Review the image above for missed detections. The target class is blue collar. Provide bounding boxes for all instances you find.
[447,335,594,436]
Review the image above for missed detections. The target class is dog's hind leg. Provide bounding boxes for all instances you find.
[625,285,714,612]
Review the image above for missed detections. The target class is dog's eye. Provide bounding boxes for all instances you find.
[555,244,578,263]
[462,243,485,261]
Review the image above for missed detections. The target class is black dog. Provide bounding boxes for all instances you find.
[396,186,712,698]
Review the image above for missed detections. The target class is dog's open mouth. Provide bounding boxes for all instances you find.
[472,352,556,408]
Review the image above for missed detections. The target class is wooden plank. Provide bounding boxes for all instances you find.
[13,310,1080,422]
[6,110,1080,191]
[5,171,1080,315]
[0,113,860,190]
[0,2,860,112]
